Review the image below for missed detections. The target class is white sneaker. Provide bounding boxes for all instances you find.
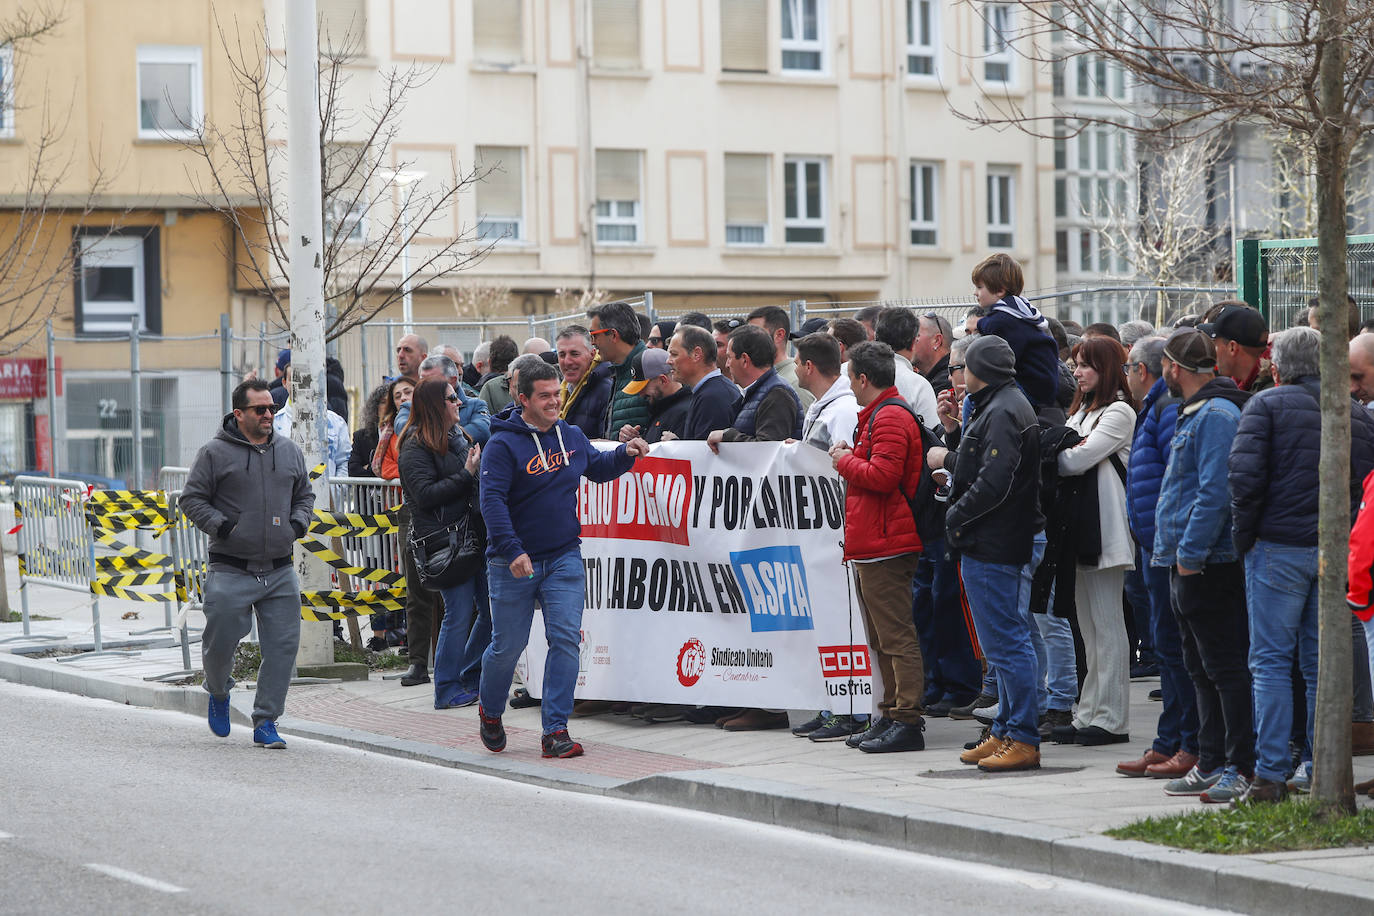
[972,702,1000,725]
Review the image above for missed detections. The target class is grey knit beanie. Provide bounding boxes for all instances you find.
[965,335,1017,384]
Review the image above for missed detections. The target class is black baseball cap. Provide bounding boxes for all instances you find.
[789,317,830,340]
[1199,304,1268,348]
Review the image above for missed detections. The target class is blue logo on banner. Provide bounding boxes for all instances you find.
[729,546,814,632]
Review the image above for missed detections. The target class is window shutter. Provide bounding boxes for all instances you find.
[476,147,522,217]
[317,0,367,54]
[474,0,522,63]
[596,149,640,201]
[725,154,768,223]
[721,0,767,72]
[592,0,640,68]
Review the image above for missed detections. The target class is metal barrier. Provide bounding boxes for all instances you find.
[327,475,404,595]
[151,489,201,680]
[158,466,190,492]
[8,475,140,658]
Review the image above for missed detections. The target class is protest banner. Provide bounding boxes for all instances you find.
[515,440,878,714]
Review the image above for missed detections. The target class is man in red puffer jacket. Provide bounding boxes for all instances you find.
[830,340,927,754]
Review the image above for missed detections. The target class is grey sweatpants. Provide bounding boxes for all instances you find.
[201,564,301,727]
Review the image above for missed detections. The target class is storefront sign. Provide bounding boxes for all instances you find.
[0,358,47,399]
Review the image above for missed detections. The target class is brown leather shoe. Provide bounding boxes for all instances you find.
[1355,776,1374,796]
[1116,748,1171,777]
[1145,749,1198,778]
[959,732,1007,765]
[721,708,790,731]
[978,739,1041,772]
[1353,722,1374,756]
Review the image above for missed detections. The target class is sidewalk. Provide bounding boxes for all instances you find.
[3,572,1374,913]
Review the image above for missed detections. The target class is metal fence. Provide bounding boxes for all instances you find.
[1238,234,1374,331]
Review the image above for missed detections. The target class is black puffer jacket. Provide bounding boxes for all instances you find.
[1228,377,1374,554]
[397,428,477,541]
[944,379,1044,564]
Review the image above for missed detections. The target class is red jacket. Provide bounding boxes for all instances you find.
[1349,468,1374,620]
[836,387,924,561]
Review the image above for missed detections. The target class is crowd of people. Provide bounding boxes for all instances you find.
[182,258,1374,798]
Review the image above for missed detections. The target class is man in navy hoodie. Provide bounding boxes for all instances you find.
[970,254,1061,410]
[477,359,649,758]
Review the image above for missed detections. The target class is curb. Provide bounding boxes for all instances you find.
[3,652,1372,914]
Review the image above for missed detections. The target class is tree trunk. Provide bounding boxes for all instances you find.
[1311,0,1356,815]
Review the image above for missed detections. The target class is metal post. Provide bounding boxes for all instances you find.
[644,291,655,323]
[788,300,805,339]
[220,313,233,416]
[258,321,267,382]
[286,0,335,669]
[45,320,57,476]
[526,314,536,340]
[130,316,143,491]
[385,322,396,376]
[360,324,371,392]
[401,212,413,335]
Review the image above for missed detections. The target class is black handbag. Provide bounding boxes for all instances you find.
[409,500,486,590]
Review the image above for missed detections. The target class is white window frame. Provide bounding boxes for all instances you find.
[982,4,1013,86]
[136,45,203,140]
[909,161,939,246]
[987,168,1015,249]
[595,200,641,244]
[905,0,938,79]
[784,156,827,245]
[780,0,827,75]
[0,44,13,138]
[475,147,526,244]
[77,235,147,334]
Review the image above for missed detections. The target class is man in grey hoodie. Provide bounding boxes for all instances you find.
[181,379,316,749]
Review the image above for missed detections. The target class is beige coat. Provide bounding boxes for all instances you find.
[1059,398,1137,571]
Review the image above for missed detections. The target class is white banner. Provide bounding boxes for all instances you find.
[515,441,879,713]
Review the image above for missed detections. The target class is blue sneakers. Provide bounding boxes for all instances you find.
[435,688,480,710]
[208,694,230,738]
[253,720,287,749]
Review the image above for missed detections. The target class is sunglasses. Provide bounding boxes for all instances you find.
[948,364,965,372]
[647,336,663,346]
[589,327,615,337]
[242,404,276,416]
[444,393,460,403]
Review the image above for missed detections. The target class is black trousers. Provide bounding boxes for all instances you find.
[1170,563,1256,774]
[399,506,442,668]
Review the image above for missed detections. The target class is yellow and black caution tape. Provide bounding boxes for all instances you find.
[91,530,173,569]
[297,537,405,587]
[87,490,168,513]
[90,574,187,603]
[308,507,399,538]
[299,587,405,621]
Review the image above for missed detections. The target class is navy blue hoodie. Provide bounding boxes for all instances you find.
[479,408,636,562]
[976,295,1061,409]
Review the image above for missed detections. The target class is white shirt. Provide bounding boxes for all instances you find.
[894,354,941,432]
[273,401,352,478]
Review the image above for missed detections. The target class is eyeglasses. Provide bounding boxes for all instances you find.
[444,393,460,403]
[242,404,276,415]
[1124,362,1138,372]
[589,327,615,337]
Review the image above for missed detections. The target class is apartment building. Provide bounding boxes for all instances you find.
[263,0,1055,320]
[0,0,260,483]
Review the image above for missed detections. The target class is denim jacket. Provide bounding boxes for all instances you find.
[1152,382,1246,570]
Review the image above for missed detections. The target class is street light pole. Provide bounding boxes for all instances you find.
[285,0,333,668]
[383,169,424,335]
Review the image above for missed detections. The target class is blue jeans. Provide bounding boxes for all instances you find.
[912,539,981,704]
[961,555,1040,746]
[1036,613,1077,711]
[1123,564,1155,660]
[459,569,493,689]
[1245,540,1318,782]
[1143,547,1197,756]
[1020,533,1049,715]
[478,549,586,735]
[434,571,490,706]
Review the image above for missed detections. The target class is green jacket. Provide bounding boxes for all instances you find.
[602,340,653,437]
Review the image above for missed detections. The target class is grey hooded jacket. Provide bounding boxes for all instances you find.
[181,413,316,573]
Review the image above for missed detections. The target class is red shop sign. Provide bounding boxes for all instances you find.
[0,358,47,399]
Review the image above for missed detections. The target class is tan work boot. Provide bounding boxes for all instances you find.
[959,732,1007,765]
[978,739,1042,772]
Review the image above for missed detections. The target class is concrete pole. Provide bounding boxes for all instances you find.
[286,0,334,667]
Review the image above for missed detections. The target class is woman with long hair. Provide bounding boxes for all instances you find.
[349,384,390,478]
[1056,336,1139,745]
[397,378,485,708]
[371,377,415,480]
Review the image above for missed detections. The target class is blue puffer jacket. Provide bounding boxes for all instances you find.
[1153,378,1249,570]
[1227,377,1374,555]
[1126,377,1179,547]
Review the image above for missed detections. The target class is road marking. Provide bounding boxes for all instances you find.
[0,832,13,839]
[84,864,186,894]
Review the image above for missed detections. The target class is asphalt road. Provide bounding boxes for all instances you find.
[0,681,1230,915]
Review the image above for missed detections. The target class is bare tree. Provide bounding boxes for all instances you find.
[958,0,1374,813]
[1259,128,1374,238]
[449,280,511,337]
[1098,132,1230,325]
[179,17,494,341]
[0,2,118,354]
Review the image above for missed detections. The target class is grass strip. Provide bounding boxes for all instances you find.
[1107,798,1374,854]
